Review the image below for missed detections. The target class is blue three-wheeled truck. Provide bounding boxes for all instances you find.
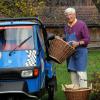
[0,17,57,100]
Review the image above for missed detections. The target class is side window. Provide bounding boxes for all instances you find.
[37,28,46,52]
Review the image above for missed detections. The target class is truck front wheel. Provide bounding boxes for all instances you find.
[48,85,54,100]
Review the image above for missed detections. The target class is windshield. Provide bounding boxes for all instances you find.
[0,26,34,51]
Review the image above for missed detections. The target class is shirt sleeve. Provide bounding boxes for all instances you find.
[81,23,90,46]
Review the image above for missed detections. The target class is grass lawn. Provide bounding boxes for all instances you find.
[42,50,100,100]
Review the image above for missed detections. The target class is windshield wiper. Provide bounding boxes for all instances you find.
[9,35,32,56]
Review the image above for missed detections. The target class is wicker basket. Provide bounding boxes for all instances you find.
[48,38,75,64]
[64,88,91,100]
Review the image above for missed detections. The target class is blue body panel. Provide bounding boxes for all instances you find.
[0,51,27,68]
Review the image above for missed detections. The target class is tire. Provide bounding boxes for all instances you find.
[48,85,54,100]
[7,96,20,100]
[0,96,7,100]
[45,76,57,100]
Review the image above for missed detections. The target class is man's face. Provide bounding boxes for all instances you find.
[65,13,76,23]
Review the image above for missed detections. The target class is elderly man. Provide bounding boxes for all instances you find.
[64,7,90,88]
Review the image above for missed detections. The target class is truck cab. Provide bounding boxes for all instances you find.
[0,17,57,100]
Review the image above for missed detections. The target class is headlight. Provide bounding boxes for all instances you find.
[21,70,33,78]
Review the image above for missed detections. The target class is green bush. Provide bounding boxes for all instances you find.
[90,72,100,100]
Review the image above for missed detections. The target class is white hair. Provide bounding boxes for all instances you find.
[64,7,76,15]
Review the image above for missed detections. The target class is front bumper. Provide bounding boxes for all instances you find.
[0,81,27,93]
[0,81,39,99]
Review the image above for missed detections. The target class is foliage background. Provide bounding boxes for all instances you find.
[92,0,100,12]
[0,0,45,17]
[0,0,100,17]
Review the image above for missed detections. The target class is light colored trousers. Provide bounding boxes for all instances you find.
[70,71,87,88]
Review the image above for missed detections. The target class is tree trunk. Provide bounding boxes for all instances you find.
[92,0,100,12]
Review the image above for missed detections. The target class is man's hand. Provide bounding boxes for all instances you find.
[69,41,79,48]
